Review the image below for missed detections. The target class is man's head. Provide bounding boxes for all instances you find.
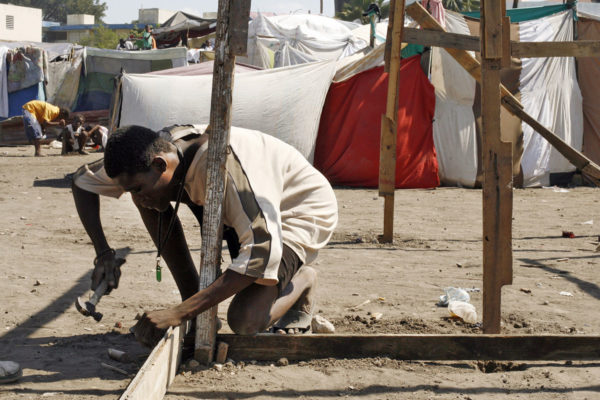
[73,115,85,129]
[145,24,152,32]
[58,108,70,120]
[104,125,179,211]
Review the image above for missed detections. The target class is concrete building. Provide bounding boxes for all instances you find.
[45,13,135,44]
[0,3,42,42]
[138,8,175,25]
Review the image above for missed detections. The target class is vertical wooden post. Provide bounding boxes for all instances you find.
[480,0,513,334]
[379,0,405,243]
[195,0,251,363]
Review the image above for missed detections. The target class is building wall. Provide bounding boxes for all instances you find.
[67,14,95,25]
[0,4,42,42]
[138,8,174,25]
[67,29,92,44]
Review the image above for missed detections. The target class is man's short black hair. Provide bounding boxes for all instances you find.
[104,125,173,178]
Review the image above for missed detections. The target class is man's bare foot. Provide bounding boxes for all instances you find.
[271,266,317,334]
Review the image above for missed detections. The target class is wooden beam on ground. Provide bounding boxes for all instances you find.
[120,325,184,400]
[402,27,481,52]
[220,334,600,361]
[379,0,405,243]
[512,40,600,58]
[480,0,513,334]
[195,0,251,364]
[405,2,600,186]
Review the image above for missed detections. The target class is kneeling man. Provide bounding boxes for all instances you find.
[103,125,338,346]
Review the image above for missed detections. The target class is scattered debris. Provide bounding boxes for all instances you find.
[559,291,573,297]
[348,299,370,310]
[370,312,383,321]
[312,315,335,333]
[456,263,463,268]
[101,362,129,376]
[581,220,593,225]
[108,348,132,363]
[276,357,289,367]
[437,287,470,307]
[448,301,478,324]
[556,258,570,262]
[114,322,123,329]
[562,231,575,238]
[186,359,200,370]
[34,280,42,286]
[520,288,532,294]
[476,360,527,373]
[213,363,223,372]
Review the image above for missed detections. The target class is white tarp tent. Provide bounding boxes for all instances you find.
[118,60,336,162]
[430,9,583,187]
[240,13,367,68]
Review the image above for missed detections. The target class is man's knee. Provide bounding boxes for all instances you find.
[227,298,270,335]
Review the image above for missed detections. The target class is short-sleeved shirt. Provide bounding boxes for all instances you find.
[142,31,153,49]
[73,125,338,286]
[22,101,60,124]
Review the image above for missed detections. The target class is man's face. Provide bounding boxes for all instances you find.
[116,158,174,212]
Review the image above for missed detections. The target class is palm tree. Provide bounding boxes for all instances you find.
[335,0,390,22]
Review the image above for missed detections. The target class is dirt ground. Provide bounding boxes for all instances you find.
[1,145,599,400]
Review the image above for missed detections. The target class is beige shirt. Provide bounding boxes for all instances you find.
[73,125,338,286]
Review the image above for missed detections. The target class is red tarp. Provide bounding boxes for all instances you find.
[314,55,439,188]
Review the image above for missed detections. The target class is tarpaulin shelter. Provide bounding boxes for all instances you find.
[115,60,335,162]
[239,13,368,68]
[315,53,439,189]
[152,11,216,48]
[75,46,187,111]
[432,6,583,187]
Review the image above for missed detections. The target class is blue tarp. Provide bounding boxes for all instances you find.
[6,82,45,118]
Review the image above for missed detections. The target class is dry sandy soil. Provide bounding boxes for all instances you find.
[1,145,599,400]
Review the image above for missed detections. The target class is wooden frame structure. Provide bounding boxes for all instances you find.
[119,1,600,397]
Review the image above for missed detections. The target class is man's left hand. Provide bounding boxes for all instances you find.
[132,309,184,348]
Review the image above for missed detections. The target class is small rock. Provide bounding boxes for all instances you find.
[276,357,289,367]
[370,312,383,321]
[520,288,531,294]
[114,321,122,329]
[373,359,383,367]
[312,315,335,333]
[456,263,463,268]
[20,216,27,220]
[542,301,550,305]
[187,359,200,369]
[30,289,37,293]
[513,322,522,329]
[372,197,378,200]
[34,280,42,286]
[565,360,573,365]
[213,363,223,372]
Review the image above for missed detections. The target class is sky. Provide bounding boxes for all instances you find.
[102,0,336,23]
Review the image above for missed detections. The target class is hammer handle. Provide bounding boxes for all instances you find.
[89,279,107,306]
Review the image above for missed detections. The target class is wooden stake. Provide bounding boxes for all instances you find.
[195,0,251,364]
[379,0,406,243]
[480,0,513,334]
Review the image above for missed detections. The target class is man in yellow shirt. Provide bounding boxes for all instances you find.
[22,100,69,156]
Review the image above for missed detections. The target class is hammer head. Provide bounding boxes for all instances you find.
[75,297,103,321]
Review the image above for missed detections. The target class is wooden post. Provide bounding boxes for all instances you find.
[195,0,251,364]
[379,0,405,243]
[480,0,513,334]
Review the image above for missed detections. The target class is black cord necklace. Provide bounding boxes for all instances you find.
[155,146,186,282]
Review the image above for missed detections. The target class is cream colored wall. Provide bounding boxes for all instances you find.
[0,4,42,42]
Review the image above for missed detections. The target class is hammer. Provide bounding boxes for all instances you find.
[75,257,126,322]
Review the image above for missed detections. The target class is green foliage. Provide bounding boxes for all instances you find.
[335,0,389,23]
[78,23,118,49]
[0,0,107,23]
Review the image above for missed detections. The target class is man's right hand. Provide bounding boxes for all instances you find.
[92,250,125,293]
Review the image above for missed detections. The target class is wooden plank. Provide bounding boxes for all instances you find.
[379,0,405,244]
[402,27,480,51]
[230,0,251,56]
[195,0,250,364]
[220,334,600,361]
[405,2,600,186]
[512,40,600,58]
[120,325,183,400]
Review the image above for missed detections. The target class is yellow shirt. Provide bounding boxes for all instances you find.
[22,101,60,124]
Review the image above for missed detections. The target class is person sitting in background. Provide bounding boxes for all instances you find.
[22,100,69,157]
[116,38,134,51]
[88,124,109,151]
[62,115,91,155]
